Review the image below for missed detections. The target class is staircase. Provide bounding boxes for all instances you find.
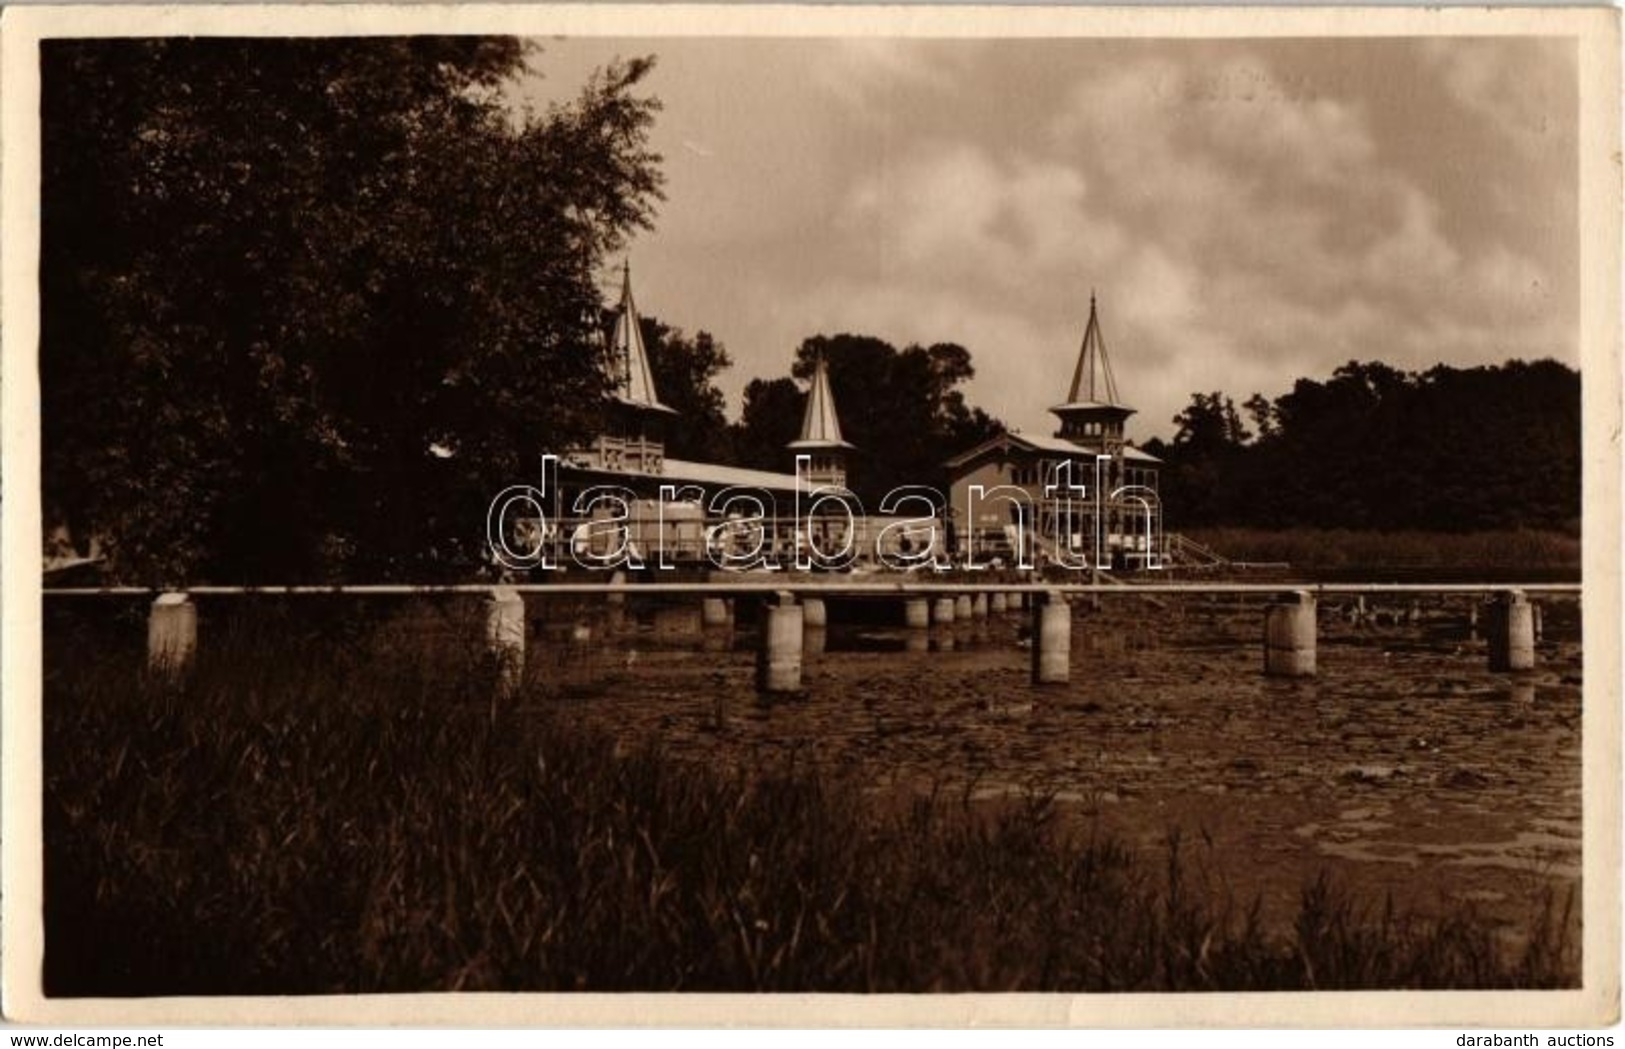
[1162,533,1230,570]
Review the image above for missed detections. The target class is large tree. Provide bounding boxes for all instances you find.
[639,319,734,465]
[737,378,806,474]
[732,378,805,473]
[1147,392,1253,526]
[42,38,664,582]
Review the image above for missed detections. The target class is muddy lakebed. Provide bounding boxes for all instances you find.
[528,591,1584,943]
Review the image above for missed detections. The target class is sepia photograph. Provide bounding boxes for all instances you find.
[2,2,1619,1029]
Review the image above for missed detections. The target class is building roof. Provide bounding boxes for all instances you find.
[561,456,844,495]
[1047,400,1138,417]
[607,261,676,415]
[1022,431,1160,462]
[943,430,1162,470]
[663,458,823,493]
[787,354,855,450]
[1063,292,1126,408]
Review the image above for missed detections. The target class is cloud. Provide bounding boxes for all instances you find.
[539,39,1576,441]
[796,48,1570,438]
[837,142,1109,294]
[1418,37,1574,156]
[813,38,959,111]
[1057,57,1557,389]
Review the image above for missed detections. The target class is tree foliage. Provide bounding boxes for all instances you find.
[733,377,805,473]
[1144,359,1580,532]
[42,38,664,582]
[1151,392,1253,524]
[638,318,734,465]
[732,334,1004,504]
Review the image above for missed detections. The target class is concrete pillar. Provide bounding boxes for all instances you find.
[147,592,197,676]
[804,626,827,657]
[1031,591,1071,685]
[803,597,827,629]
[1264,590,1316,677]
[1010,592,1026,611]
[933,596,956,625]
[1488,589,1536,672]
[904,629,929,653]
[972,593,989,618]
[1406,600,1421,626]
[701,596,731,628]
[903,598,931,629]
[486,587,526,696]
[990,591,1008,614]
[1532,601,1544,642]
[955,594,973,620]
[756,592,804,694]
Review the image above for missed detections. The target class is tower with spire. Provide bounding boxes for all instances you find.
[941,291,1162,568]
[574,261,676,475]
[787,353,854,489]
[1051,293,1134,456]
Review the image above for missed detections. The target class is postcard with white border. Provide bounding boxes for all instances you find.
[2,2,1619,1029]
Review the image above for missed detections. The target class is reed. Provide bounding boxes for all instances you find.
[1183,527,1581,572]
[42,603,1578,994]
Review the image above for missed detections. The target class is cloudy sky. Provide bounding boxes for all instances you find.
[517,36,1577,441]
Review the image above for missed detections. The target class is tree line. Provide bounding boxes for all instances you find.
[1142,359,1581,533]
[41,38,1579,585]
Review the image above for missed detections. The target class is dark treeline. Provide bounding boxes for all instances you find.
[1141,359,1581,533]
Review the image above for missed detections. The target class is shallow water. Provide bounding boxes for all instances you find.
[526,593,1584,940]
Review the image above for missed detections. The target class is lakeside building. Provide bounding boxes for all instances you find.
[544,264,939,568]
[530,268,1164,571]
[943,296,1164,569]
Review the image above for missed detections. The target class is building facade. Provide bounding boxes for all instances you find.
[944,296,1163,569]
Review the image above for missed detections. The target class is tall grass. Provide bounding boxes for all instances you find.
[1184,527,1581,571]
[43,603,1577,994]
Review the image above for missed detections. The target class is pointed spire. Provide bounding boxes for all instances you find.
[1065,291,1123,407]
[606,260,672,412]
[788,353,855,450]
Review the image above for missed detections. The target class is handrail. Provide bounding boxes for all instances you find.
[1164,532,1231,567]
